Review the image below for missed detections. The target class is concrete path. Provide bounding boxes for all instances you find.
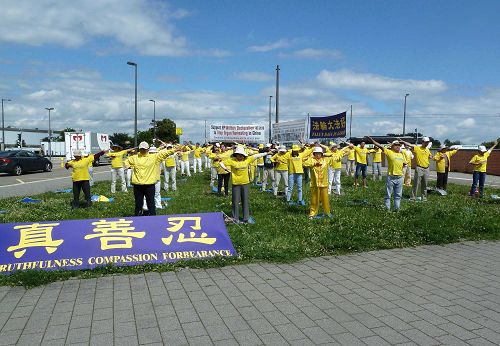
[0,241,499,345]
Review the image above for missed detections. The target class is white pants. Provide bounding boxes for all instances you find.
[204,156,211,169]
[143,180,162,210]
[273,170,288,195]
[262,168,275,191]
[328,167,334,194]
[193,158,203,173]
[255,165,264,183]
[163,165,177,191]
[126,168,132,187]
[180,160,191,176]
[111,167,127,193]
[210,167,218,186]
[346,160,356,176]
[88,166,94,186]
[333,169,342,194]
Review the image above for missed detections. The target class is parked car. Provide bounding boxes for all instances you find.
[0,150,53,175]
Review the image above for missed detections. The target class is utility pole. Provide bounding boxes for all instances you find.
[275,65,280,123]
[268,96,273,142]
[204,120,207,143]
[403,93,409,136]
[349,105,353,140]
[1,98,11,151]
[127,61,138,147]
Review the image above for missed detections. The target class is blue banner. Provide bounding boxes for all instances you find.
[0,212,237,273]
[309,112,347,139]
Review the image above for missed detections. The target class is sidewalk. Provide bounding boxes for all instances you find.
[0,241,499,345]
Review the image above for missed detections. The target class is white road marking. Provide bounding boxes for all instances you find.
[0,171,109,188]
[15,179,25,184]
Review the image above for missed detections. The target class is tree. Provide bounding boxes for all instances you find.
[137,118,179,146]
[109,133,134,147]
[481,138,500,148]
[444,139,461,146]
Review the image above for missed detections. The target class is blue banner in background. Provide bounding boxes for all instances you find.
[0,212,237,273]
[309,112,347,139]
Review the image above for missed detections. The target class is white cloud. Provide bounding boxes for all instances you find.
[198,48,233,58]
[247,39,291,52]
[317,69,447,100]
[236,72,273,82]
[457,117,476,128]
[0,0,189,56]
[27,89,61,100]
[282,48,342,60]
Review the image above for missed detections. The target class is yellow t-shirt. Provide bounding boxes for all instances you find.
[383,148,405,176]
[354,146,369,165]
[271,152,289,171]
[194,147,203,159]
[470,152,490,173]
[67,155,95,182]
[433,150,457,173]
[214,151,233,174]
[126,149,174,185]
[303,156,333,187]
[329,150,345,169]
[164,153,177,168]
[222,156,255,185]
[370,148,382,163]
[413,146,431,168]
[402,149,413,165]
[181,148,192,161]
[347,148,355,160]
[106,150,128,169]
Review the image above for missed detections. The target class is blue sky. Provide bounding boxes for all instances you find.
[0,0,499,145]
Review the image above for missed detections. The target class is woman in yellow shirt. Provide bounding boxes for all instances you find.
[433,145,459,191]
[65,148,107,208]
[327,143,349,195]
[219,146,266,223]
[369,146,383,181]
[106,144,133,193]
[286,144,313,205]
[271,146,289,196]
[303,147,334,219]
[469,141,498,197]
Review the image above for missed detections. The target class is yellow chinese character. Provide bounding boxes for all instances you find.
[334,119,341,129]
[178,232,216,245]
[320,121,327,130]
[340,117,346,128]
[328,121,335,130]
[7,223,63,258]
[312,121,320,130]
[166,217,201,233]
[85,219,145,250]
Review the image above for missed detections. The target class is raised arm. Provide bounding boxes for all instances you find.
[366,136,384,151]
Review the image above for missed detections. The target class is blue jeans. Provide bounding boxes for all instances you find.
[470,171,486,197]
[287,173,303,202]
[355,163,367,178]
[385,176,403,210]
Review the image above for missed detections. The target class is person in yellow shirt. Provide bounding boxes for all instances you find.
[401,145,414,186]
[368,137,406,211]
[142,146,164,212]
[193,143,204,173]
[219,146,266,223]
[214,146,233,195]
[106,144,133,193]
[261,144,276,192]
[271,145,289,196]
[125,141,175,216]
[162,144,178,191]
[345,146,356,176]
[348,142,370,188]
[469,141,498,197]
[179,144,193,177]
[369,146,383,181]
[327,143,349,195]
[433,145,459,191]
[286,144,313,204]
[203,144,212,170]
[65,148,107,208]
[400,136,433,201]
[255,143,265,184]
[303,146,334,218]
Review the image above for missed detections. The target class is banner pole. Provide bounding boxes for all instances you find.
[349,105,353,140]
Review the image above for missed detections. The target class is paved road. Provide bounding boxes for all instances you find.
[0,241,499,345]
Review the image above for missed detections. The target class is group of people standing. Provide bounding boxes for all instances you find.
[65,137,498,223]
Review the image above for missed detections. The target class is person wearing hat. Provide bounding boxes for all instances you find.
[162,144,179,191]
[326,143,350,195]
[367,137,406,211]
[271,145,289,196]
[286,144,313,204]
[254,143,266,184]
[433,145,459,191]
[125,141,175,216]
[106,144,133,193]
[65,148,107,208]
[469,141,498,197]
[219,146,266,223]
[348,141,370,188]
[261,144,276,192]
[303,146,335,218]
[369,146,383,181]
[399,136,433,201]
[401,145,414,187]
[142,146,164,212]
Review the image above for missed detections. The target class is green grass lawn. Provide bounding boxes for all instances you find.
[1,171,499,287]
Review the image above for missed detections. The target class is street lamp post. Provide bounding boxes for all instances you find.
[1,98,11,151]
[403,93,409,136]
[149,99,156,140]
[45,107,54,160]
[268,96,273,142]
[127,61,138,147]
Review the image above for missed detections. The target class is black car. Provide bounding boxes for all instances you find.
[0,150,53,175]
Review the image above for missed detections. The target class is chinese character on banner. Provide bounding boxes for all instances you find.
[312,122,320,130]
[85,219,145,250]
[328,121,335,130]
[334,119,341,129]
[320,121,328,130]
[162,216,216,246]
[7,223,63,258]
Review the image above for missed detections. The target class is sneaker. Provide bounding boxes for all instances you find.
[299,200,306,206]
[326,213,334,218]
